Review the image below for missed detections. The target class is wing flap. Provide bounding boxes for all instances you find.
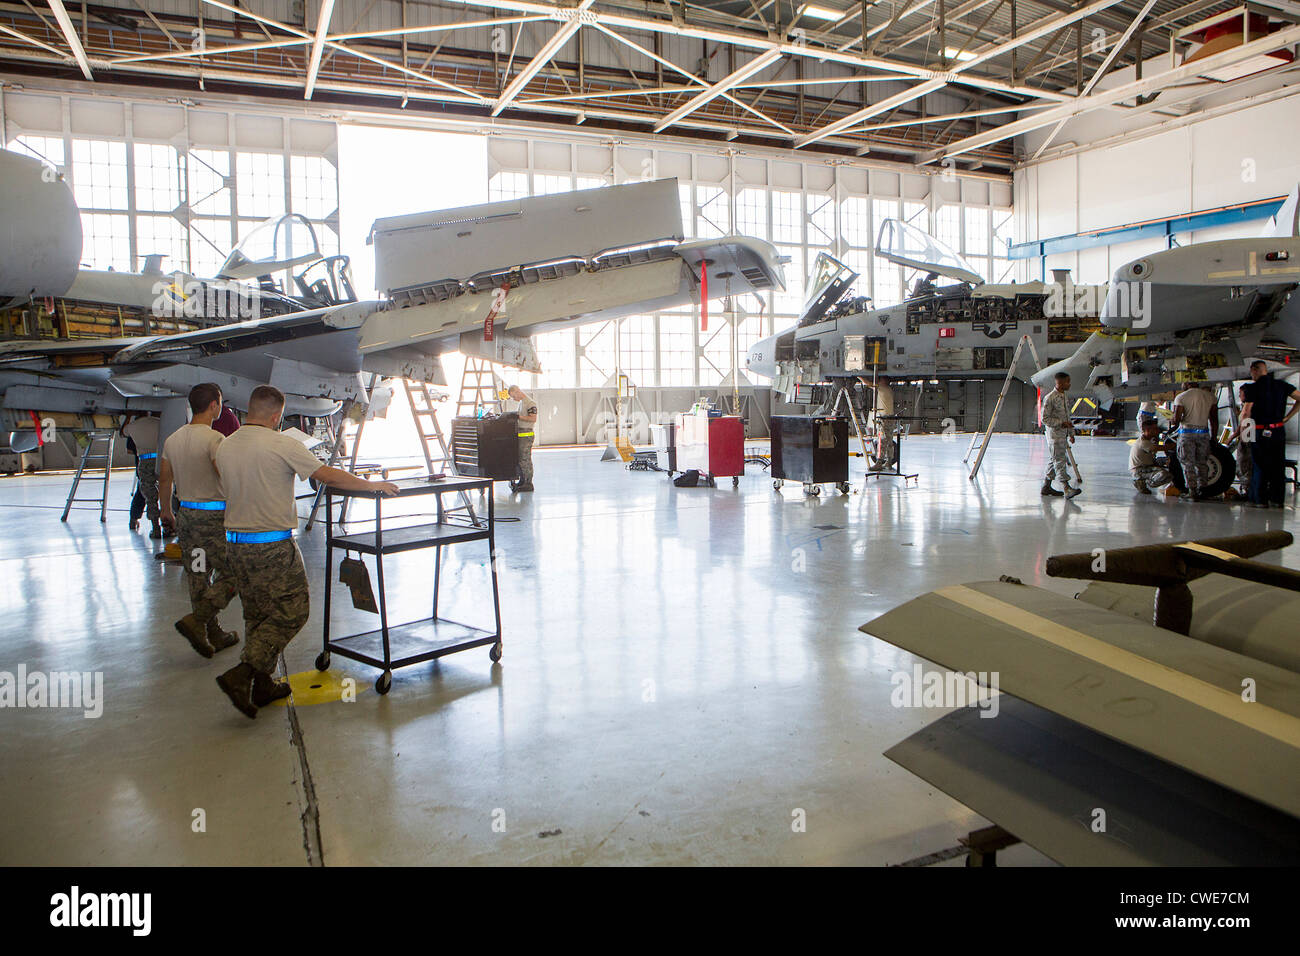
[886,696,1300,865]
[862,579,1300,818]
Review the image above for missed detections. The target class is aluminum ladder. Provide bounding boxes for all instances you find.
[61,429,116,523]
[456,357,504,419]
[403,378,481,527]
[304,402,368,531]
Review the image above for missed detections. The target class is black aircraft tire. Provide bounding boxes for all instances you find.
[1167,443,1234,498]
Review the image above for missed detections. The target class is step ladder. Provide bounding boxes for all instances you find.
[964,334,1043,481]
[831,382,873,463]
[403,378,481,527]
[304,400,368,531]
[456,357,504,419]
[61,429,116,523]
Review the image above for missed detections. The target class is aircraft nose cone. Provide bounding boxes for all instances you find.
[746,335,777,378]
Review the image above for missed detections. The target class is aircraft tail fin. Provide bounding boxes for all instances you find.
[1261,185,1300,238]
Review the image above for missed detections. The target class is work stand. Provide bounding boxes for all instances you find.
[318,476,502,695]
[828,379,918,487]
[862,418,919,486]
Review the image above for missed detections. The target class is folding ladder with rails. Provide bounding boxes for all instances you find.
[404,378,481,527]
[456,357,505,418]
[304,402,368,531]
[61,429,116,523]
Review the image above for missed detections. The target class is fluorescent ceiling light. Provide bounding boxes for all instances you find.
[801,4,842,21]
[944,47,977,62]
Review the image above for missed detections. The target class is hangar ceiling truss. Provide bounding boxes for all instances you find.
[1,0,1299,172]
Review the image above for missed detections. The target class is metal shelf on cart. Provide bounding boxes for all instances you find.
[320,472,502,692]
[328,475,493,499]
[328,617,498,669]
[331,521,489,555]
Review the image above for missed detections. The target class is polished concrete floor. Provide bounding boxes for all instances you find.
[1,434,1293,866]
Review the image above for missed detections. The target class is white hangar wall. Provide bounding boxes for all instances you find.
[1014,92,1300,285]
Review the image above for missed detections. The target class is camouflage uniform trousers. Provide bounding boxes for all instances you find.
[1235,439,1253,485]
[1177,432,1210,495]
[517,434,535,483]
[178,507,238,624]
[226,538,310,674]
[1042,429,1072,486]
[1131,464,1171,492]
[136,457,160,520]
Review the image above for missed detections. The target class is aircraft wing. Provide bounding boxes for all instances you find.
[861,578,1300,819]
[109,301,380,369]
[0,336,149,369]
[886,693,1300,865]
[674,237,787,295]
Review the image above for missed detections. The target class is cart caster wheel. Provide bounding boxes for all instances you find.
[773,480,783,491]
[489,642,503,663]
[809,485,821,497]
[315,652,330,671]
[732,476,739,488]
[375,671,392,695]
[837,482,851,495]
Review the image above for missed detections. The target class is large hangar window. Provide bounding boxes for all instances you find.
[5,96,339,279]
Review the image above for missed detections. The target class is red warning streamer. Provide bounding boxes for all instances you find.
[483,280,510,342]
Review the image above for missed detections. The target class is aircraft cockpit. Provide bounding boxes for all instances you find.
[876,218,985,287]
[216,213,357,308]
[799,253,861,327]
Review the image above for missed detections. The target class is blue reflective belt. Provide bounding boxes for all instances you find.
[181,500,225,511]
[1179,426,1210,434]
[226,530,292,544]
[138,453,158,460]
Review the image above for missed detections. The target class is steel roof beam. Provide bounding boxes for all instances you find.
[304,0,338,99]
[45,0,92,79]
[924,21,1300,161]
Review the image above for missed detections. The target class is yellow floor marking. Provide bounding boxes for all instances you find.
[268,667,370,707]
[935,585,1300,748]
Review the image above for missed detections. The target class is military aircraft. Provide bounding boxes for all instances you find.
[1031,186,1300,408]
[743,218,1105,428]
[0,155,784,450]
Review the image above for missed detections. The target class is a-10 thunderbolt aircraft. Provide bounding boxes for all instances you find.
[0,149,784,448]
[743,217,1106,430]
[1032,187,1300,407]
[747,190,1300,425]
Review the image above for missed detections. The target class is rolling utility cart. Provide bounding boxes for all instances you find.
[318,476,502,695]
[675,412,745,487]
[770,415,851,496]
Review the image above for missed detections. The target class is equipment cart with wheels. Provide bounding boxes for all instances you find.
[675,412,745,487]
[770,415,851,496]
[318,476,502,695]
